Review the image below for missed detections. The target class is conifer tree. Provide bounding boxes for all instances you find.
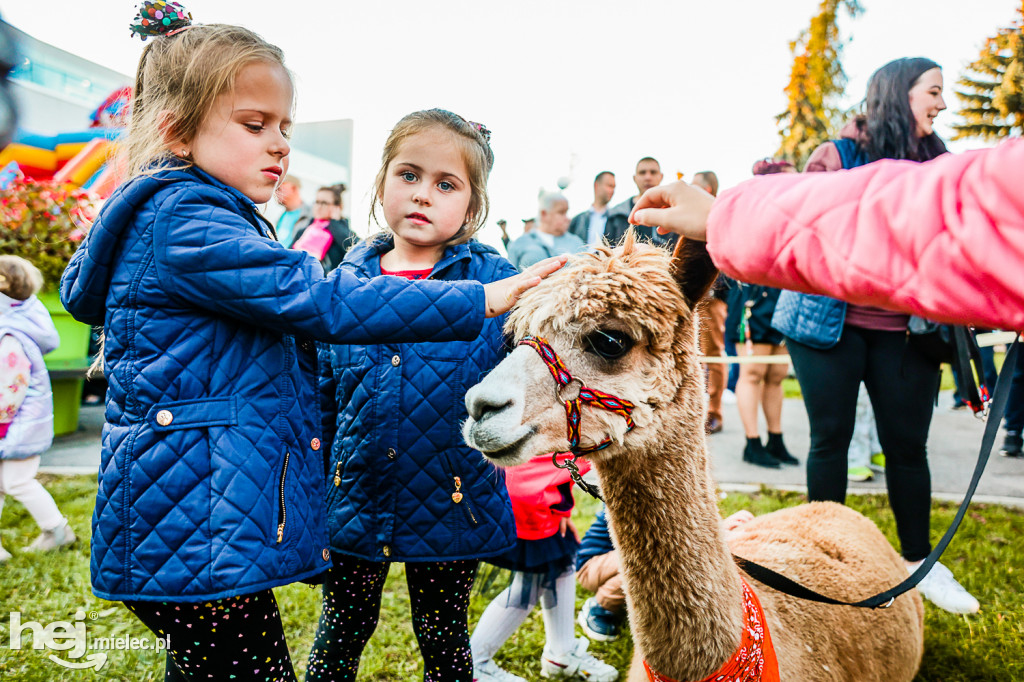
[953,2,1024,140]
[776,0,863,168]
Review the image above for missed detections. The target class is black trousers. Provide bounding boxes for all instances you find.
[787,326,940,561]
[1003,344,1024,433]
[126,590,296,682]
[306,554,478,682]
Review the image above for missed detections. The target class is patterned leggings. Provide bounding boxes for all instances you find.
[306,553,478,682]
[125,590,295,681]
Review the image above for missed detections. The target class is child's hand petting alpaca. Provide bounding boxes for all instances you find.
[722,509,755,540]
[484,255,569,317]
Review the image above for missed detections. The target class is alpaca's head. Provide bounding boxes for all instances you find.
[464,231,718,467]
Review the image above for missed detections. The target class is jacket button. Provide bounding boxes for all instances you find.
[156,410,173,426]
[387,448,397,460]
[311,438,321,451]
[382,544,391,557]
[322,548,330,561]
[391,354,401,367]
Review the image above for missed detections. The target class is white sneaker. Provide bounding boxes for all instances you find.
[24,519,76,552]
[910,561,980,614]
[474,659,527,682]
[722,389,737,405]
[541,637,619,681]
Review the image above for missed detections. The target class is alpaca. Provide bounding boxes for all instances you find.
[463,234,923,681]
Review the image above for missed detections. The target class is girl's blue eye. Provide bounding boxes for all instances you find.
[438,180,454,192]
[401,171,417,182]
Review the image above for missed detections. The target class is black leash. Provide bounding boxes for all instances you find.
[735,338,1019,608]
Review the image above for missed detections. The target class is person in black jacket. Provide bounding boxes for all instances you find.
[290,184,358,272]
[603,157,677,249]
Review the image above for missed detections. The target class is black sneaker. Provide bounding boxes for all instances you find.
[1001,432,1023,458]
[766,432,799,465]
[576,597,622,642]
[743,438,780,468]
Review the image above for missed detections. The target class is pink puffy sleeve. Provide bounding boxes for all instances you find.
[706,139,1024,330]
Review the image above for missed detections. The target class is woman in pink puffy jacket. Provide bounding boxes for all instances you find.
[631,134,1022,615]
[629,138,1024,331]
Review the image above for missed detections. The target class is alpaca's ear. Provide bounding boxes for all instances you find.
[670,237,719,309]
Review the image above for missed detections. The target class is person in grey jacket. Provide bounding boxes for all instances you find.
[506,191,586,271]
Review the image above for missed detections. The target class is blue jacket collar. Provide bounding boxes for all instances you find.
[347,235,473,278]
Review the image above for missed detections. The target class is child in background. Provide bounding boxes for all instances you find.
[0,256,75,560]
[848,383,884,481]
[471,453,618,682]
[60,9,561,679]
[307,109,518,682]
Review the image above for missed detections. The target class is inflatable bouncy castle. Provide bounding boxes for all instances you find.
[0,85,129,196]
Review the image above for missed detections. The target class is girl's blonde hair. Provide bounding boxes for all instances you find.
[370,109,494,246]
[125,24,289,179]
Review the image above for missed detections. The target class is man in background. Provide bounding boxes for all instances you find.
[604,157,676,248]
[569,171,616,246]
[274,175,310,246]
[507,192,586,271]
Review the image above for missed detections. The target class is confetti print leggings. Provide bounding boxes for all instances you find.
[306,553,478,682]
[125,590,296,681]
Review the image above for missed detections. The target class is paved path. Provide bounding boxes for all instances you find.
[709,391,1024,507]
[43,392,1024,506]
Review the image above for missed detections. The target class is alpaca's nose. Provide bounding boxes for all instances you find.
[465,383,514,422]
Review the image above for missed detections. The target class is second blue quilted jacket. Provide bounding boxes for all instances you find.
[321,236,518,562]
[60,167,486,602]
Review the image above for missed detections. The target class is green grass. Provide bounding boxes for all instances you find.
[1,477,1022,680]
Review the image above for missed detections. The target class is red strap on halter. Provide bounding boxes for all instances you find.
[518,335,635,453]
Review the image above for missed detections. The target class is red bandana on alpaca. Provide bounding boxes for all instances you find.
[644,579,780,682]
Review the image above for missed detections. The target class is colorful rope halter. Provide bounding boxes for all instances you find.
[518,335,636,498]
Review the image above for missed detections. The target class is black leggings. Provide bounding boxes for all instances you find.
[125,590,295,682]
[787,326,940,561]
[306,554,478,682]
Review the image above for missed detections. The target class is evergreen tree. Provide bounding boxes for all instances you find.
[953,2,1024,140]
[776,0,863,168]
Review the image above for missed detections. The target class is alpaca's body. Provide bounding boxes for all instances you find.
[463,235,924,681]
[728,503,923,681]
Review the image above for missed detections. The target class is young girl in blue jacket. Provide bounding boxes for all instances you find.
[306,110,518,682]
[59,9,560,681]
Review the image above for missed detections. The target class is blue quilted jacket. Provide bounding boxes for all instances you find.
[771,292,847,349]
[60,167,486,602]
[321,236,517,562]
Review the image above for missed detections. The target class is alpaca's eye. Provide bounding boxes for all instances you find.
[584,329,633,360]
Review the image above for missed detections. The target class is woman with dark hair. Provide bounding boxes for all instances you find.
[770,57,980,615]
[290,184,358,272]
[727,158,798,469]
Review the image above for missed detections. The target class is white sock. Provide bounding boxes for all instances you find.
[539,570,577,658]
[471,571,539,663]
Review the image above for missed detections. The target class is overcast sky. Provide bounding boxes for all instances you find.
[3,0,1019,248]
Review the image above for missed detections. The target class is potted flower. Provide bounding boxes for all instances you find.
[0,177,98,435]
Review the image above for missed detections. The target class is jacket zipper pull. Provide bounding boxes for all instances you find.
[451,476,463,503]
[333,461,342,487]
[277,523,285,543]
